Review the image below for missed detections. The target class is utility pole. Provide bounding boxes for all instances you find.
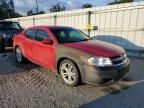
[8,12,10,18]
[35,0,39,13]
[8,9,11,18]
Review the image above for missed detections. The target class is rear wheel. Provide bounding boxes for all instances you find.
[15,47,25,63]
[59,59,80,86]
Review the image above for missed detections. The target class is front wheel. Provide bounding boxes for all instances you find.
[59,59,80,86]
[15,47,25,63]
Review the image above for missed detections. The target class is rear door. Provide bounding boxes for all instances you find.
[32,29,55,70]
[23,29,37,60]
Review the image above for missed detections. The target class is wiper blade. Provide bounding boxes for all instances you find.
[79,39,90,41]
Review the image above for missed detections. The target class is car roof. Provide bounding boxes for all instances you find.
[47,26,72,29]
[28,26,73,30]
[0,20,18,23]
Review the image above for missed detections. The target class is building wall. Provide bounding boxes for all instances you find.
[8,2,144,57]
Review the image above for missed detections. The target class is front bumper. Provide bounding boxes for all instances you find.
[79,58,130,85]
[0,37,5,46]
[1,37,13,47]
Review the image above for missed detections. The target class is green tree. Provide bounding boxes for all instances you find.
[8,10,22,18]
[108,0,134,5]
[49,3,66,12]
[82,3,93,8]
[0,0,21,19]
[27,10,34,16]
[27,10,45,16]
[37,11,45,15]
[0,7,8,19]
[0,7,21,19]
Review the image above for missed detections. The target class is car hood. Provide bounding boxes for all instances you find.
[63,40,125,57]
[0,30,22,36]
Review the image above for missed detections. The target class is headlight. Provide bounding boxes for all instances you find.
[88,57,112,67]
[123,53,127,58]
[2,34,6,38]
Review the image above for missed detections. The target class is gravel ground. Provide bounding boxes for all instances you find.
[0,48,144,108]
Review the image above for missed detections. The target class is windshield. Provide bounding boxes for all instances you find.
[50,27,90,43]
[0,22,22,30]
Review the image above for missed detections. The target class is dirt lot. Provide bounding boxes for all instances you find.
[0,48,144,108]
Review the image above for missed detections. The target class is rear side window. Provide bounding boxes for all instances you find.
[36,30,50,41]
[25,29,37,39]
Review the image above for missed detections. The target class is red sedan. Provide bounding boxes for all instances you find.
[13,26,130,86]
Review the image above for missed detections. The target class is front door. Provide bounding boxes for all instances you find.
[32,29,55,70]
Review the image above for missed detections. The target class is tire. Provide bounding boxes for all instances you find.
[0,39,5,53]
[15,47,26,63]
[59,59,80,86]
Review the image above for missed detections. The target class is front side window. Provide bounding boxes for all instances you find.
[36,30,50,41]
[50,27,90,43]
[25,29,37,40]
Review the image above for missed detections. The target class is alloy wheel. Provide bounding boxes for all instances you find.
[61,63,76,84]
[16,47,22,62]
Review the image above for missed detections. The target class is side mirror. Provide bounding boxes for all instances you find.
[42,39,53,45]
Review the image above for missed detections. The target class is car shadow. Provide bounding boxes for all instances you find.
[0,48,39,75]
[80,80,144,108]
[92,35,144,57]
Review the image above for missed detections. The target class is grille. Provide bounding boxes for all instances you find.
[110,53,127,66]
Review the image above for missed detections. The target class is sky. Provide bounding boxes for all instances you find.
[13,0,144,15]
